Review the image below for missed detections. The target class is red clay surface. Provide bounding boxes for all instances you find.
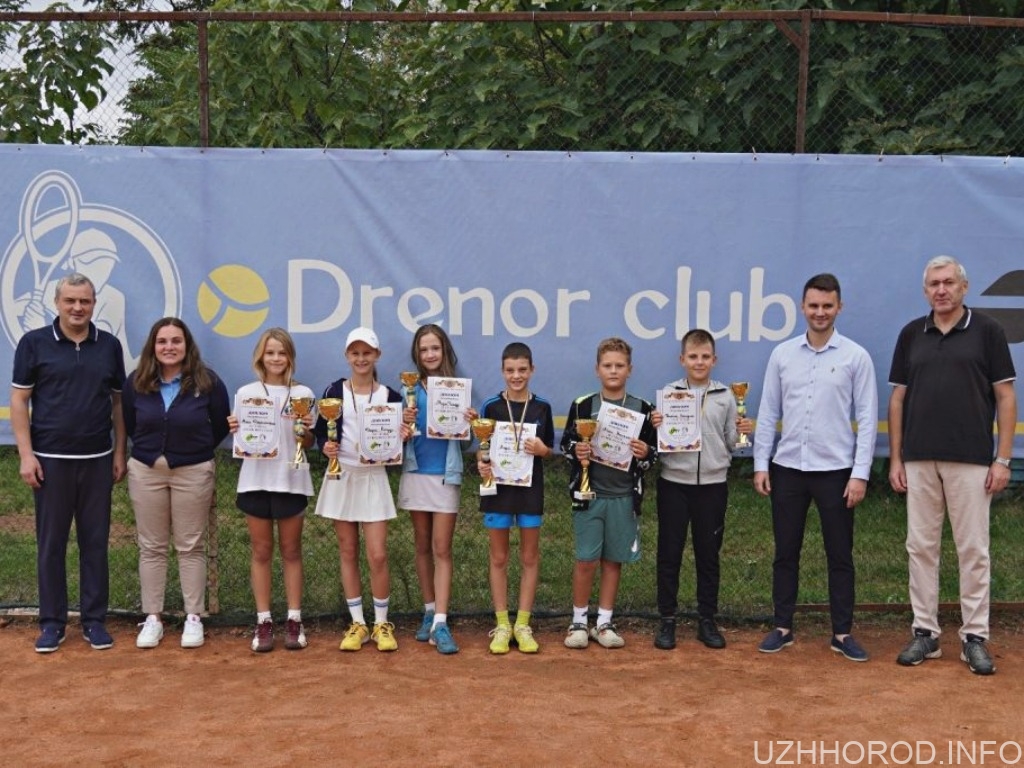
[2,616,1022,767]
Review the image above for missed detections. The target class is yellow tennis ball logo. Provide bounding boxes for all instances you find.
[197,265,270,338]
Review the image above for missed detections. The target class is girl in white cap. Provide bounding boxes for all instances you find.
[314,327,409,652]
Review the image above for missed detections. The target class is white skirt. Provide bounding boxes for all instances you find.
[314,465,397,523]
[398,472,460,514]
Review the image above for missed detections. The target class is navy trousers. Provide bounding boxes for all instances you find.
[769,463,856,635]
[35,454,113,630]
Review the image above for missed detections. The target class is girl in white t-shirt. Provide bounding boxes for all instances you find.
[228,328,315,653]
[313,327,409,652]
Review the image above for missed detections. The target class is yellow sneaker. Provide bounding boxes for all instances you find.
[488,624,512,655]
[513,624,540,654]
[372,621,398,652]
[339,622,369,651]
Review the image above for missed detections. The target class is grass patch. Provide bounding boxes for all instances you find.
[2,447,1023,624]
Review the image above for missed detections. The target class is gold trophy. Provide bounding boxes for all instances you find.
[730,382,750,450]
[318,397,344,479]
[400,371,421,436]
[573,418,599,501]
[289,396,316,470]
[471,418,498,497]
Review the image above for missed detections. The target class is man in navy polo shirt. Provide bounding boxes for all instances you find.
[11,272,127,653]
[888,255,1016,676]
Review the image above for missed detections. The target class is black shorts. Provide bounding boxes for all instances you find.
[236,491,308,520]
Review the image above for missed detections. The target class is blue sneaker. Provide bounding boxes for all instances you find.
[831,634,869,662]
[83,624,114,650]
[415,612,434,643]
[429,622,459,655]
[35,626,66,654]
[758,628,794,654]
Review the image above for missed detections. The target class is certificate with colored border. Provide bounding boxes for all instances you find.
[657,388,701,452]
[233,394,280,459]
[358,403,404,466]
[426,376,471,439]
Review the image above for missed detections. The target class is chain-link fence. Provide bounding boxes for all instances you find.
[4,9,1024,153]
[3,9,1024,623]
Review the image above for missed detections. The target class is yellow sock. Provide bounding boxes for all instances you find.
[515,610,531,627]
[495,610,511,627]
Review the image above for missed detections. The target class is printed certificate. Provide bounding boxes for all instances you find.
[233,394,280,459]
[591,401,644,471]
[656,388,701,452]
[357,403,404,466]
[426,376,472,439]
[491,421,538,487]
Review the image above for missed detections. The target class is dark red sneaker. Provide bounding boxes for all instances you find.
[284,618,307,650]
[251,619,274,653]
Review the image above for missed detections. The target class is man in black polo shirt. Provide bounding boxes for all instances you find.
[888,255,1017,676]
[11,272,127,653]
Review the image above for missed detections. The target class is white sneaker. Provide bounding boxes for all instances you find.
[590,622,625,648]
[136,616,164,649]
[181,615,205,649]
[564,622,589,649]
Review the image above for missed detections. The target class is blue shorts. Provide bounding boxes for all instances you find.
[483,512,543,530]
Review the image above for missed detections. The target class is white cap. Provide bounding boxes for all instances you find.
[345,327,380,351]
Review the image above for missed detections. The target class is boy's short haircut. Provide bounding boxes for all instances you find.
[681,328,715,354]
[502,342,533,364]
[596,336,632,364]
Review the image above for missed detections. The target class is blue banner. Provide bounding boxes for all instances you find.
[2,146,1022,453]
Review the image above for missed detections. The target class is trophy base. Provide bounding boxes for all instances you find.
[735,437,751,451]
[325,472,343,481]
[290,462,310,471]
[574,490,596,501]
[479,485,498,497]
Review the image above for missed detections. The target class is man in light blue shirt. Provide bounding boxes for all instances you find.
[752,273,878,662]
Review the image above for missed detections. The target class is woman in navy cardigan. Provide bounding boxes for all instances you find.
[122,317,230,650]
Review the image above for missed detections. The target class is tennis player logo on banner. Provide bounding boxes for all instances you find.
[0,169,181,370]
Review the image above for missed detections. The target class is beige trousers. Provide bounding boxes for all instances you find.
[128,456,215,616]
[905,461,991,641]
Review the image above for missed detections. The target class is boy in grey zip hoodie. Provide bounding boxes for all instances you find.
[651,329,751,651]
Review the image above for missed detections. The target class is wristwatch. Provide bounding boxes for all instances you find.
[994,457,1012,468]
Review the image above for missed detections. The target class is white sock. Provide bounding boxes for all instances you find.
[256,611,272,624]
[433,612,447,629]
[287,609,301,622]
[373,596,390,625]
[347,597,364,626]
[424,601,436,615]
[597,608,613,628]
[146,613,161,625]
[572,605,588,625]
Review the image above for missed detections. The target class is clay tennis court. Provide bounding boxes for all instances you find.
[3,614,1022,767]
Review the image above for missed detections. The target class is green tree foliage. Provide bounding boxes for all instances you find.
[6,0,1024,152]
[120,0,412,147]
[0,2,115,143]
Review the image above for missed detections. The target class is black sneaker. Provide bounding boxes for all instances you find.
[697,618,726,649]
[896,628,941,667]
[960,634,995,676]
[654,619,676,650]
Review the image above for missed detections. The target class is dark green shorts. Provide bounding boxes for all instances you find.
[573,496,640,564]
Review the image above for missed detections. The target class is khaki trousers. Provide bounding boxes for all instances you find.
[905,461,991,641]
[128,456,215,616]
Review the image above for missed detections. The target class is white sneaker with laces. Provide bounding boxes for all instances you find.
[136,616,164,649]
[590,622,625,648]
[181,615,205,649]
